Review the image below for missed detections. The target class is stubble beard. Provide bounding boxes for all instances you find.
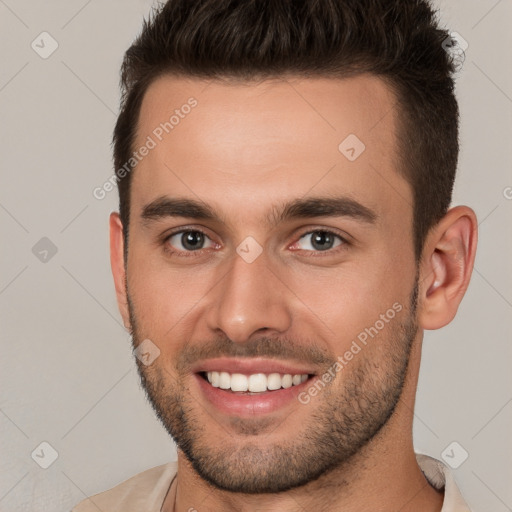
[129,281,418,494]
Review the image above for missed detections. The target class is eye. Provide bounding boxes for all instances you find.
[293,230,346,252]
[165,230,216,254]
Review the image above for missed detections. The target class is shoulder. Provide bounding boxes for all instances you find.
[416,453,471,511]
[72,462,177,512]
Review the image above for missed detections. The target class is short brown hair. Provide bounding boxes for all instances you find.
[113,0,460,260]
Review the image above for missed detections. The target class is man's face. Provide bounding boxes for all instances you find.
[123,75,419,492]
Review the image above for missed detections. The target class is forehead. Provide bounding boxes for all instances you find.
[131,74,411,227]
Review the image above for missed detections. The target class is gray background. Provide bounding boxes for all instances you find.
[0,1,511,511]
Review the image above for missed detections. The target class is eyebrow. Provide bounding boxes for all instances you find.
[140,195,377,228]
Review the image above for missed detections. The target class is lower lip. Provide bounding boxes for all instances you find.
[194,374,314,416]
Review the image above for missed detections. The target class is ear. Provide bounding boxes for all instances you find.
[418,206,478,330]
[109,212,131,331]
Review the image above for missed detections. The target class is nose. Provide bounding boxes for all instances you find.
[205,247,293,343]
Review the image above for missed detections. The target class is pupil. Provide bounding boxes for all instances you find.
[182,231,204,250]
[312,231,333,251]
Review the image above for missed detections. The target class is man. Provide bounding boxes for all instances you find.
[74,0,477,510]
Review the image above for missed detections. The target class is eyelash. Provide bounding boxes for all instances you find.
[162,227,350,258]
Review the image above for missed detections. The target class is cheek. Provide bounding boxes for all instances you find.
[287,262,410,347]
[127,249,218,335]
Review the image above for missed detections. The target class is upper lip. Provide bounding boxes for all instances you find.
[191,357,316,376]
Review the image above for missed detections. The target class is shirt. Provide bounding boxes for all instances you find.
[72,453,471,511]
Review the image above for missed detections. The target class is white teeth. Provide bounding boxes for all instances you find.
[281,374,293,389]
[230,373,248,392]
[292,374,302,386]
[248,373,267,392]
[219,371,231,390]
[209,371,220,387]
[267,373,282,390]
[205,371,309,392]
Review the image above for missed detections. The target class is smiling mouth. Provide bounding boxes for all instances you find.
[199,371,313,393]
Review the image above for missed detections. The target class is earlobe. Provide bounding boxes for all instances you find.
[418,206,478,330]
[109,212,131,331]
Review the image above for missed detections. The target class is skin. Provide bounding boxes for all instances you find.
[110,74,477,511]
